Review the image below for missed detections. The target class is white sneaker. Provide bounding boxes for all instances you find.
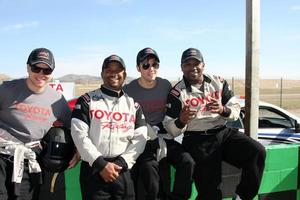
[232,194,242,200]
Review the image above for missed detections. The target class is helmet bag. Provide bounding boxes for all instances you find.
[39,126,75,172]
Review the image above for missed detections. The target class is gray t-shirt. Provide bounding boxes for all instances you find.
[0,78,71,143]
[123,77,172,126]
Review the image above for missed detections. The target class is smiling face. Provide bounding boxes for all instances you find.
[181,58,205,85]
[101,61,126,91]
[137,57,159,83]
[26,63,53,93]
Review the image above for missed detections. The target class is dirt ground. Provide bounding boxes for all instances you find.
[287,109,300,118]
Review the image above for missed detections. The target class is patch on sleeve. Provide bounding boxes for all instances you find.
[219,76,225,83]
[134,102,140,109]
[213,75,225,83]
[170,88,180,98]
[74,104,81,110]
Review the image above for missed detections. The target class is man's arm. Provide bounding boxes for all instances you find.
[71,95,108,172]
[163,90,189,137]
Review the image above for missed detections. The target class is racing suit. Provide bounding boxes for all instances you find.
[163,75,266,200]
[71,85,147,200]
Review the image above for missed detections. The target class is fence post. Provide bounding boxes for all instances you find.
[280,78,283,108]
[231,77,235,93]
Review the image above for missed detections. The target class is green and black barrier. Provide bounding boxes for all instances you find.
[64,144,300,200]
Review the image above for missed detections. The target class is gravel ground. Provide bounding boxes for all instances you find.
[287,109,300,118]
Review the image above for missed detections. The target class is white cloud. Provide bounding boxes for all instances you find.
[290,5,300,11]
[1,21,39,31]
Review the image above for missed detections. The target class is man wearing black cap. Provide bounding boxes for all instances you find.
[0,48,78,200]
[124,48,195,200]
[163,48,266,200]
[71,54,147,200]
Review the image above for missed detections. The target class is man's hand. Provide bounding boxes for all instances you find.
[179,104,197,125]
[99,162,122,182]
[207,97,224,114]
[68,149,81,169]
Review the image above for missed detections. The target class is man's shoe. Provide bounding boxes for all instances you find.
[232,194,242,200]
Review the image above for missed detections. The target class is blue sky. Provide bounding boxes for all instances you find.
[0,0,300,80]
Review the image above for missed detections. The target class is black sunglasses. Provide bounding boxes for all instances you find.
[142,62,159,70]
[30,65,53,75]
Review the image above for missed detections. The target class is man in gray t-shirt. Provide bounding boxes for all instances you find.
[0,78,70,143]
[0,48,79,200]
[123,76,170,126]
[123,47,195,200]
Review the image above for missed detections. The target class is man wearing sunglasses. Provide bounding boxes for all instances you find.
[124,48,195,200]
[0,48,79,200]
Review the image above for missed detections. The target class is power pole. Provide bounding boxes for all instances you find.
[245,0,260,139]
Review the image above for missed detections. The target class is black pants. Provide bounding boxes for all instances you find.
[132,139,195,200]
[80,161,135,200]
[37,171,66,200]
[0,154,41,200]
[182,127,266,200]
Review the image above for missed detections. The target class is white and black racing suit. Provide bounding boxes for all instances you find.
[71,85,147,200]
[163,75,266,200]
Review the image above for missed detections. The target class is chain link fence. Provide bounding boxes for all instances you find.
[228,78,300,116]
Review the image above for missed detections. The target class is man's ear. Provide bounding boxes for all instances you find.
[136,65,141,72]
[123,71,127,79]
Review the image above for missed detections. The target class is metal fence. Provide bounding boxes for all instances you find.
[229,78,300,110]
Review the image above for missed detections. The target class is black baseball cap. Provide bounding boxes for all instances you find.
[102,55,126,70]
[136,47,160,66]
[27,48,55,70]
[181,48,204,65]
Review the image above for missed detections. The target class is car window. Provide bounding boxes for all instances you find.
[258,107,294,128]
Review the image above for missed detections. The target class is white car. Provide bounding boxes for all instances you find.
[227,99,300,144]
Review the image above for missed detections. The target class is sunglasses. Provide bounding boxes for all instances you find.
[141,62,159,70]
[30,65,53,75]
